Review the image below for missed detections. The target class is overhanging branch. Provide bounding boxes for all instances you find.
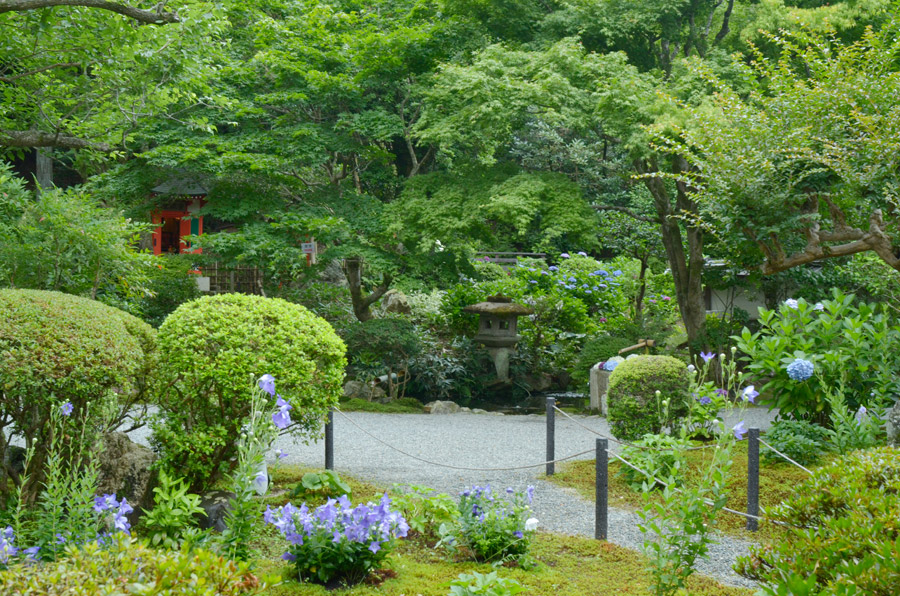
[593,204,659,224]
[0,129,112,151]
[0,0,179,24]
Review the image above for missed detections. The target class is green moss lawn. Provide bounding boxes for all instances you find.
[252,465,751,595]
[548,442,826,540]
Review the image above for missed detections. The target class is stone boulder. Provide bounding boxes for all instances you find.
[424,400,461,414]
[343,380,387,402]
[198,490,234,532]
[97,432,157,525]
[381,290,411,314]
[887,399,900,447]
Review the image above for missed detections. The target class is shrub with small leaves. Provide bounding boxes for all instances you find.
[762,420,829,466]
[153,294,345,491]
[140,469,205,548]
[736,447,900,595]
[0,535,262,595]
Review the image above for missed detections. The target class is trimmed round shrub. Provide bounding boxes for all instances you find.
[607,355,690,441]
[153,294,346,490]
[0,536,260,594]
[736,447,900,595]
[0,289,156,497]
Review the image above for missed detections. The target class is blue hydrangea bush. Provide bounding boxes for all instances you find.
[736,289,900,421]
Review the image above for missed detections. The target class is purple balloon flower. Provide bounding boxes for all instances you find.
[60,401,74,416]
[742,385,759,403]
[258,374,276,396]
[700,351,715,363]
[272,396,293,429]
[732,421,747,440]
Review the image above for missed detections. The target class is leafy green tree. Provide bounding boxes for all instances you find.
[674,24,900,278]
[0,0,227,157]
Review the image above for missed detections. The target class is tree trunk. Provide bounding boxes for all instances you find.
[35,149,53,195]
[342,257,392,323]
[635,156,707,350]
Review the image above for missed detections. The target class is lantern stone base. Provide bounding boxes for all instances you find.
[486,346,514,383]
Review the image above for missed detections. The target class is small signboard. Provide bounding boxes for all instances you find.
[301,242,316,254]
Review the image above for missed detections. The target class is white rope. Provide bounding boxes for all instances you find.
[332,408,593,472]
[758,438,814,475]
[552,406,721,452]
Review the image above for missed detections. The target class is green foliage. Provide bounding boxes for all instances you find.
[441,486,536,566]
[678,24,900,276]
[607,356,690,441]
[290,471,353,501]
[152,294,346,491]
[391,165,599,259]
[0,290,156,498]
[447,571,525,596]
[736,447,900,596]
[0,535,262,595]
[0,172,154,306]
[343,318,422,396]
[822,381,883,454]
[619,434,690,491]
[136,255,202,328]
[140,469,205,549]
[390,485,458,542]
[736,291,900,422]
[762,420,830,467]
[638,424,736,596]
[216,382,282,562]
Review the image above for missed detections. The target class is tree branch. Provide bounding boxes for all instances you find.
[0,0,179,24]
[713,0,735,45]
[593,204,659,224]
[0,62,79,82]
[0,129,112,151]
[760,209,900,273]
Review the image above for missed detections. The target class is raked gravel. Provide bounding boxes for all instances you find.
[243,407,777,589]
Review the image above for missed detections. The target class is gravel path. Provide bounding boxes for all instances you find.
[263,408,777,589]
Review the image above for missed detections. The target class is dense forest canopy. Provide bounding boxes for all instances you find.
[2,0,899,345]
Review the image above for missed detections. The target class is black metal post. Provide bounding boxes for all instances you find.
[596,438,608,540]
[746,427,759,531]
[325,409,334,471]
[546,397,556,476]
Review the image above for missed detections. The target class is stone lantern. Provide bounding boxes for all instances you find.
[463,295,534,382]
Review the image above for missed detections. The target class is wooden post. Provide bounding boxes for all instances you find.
[546,397,556,476]
[747,427,760,531]
[596,438,608,540]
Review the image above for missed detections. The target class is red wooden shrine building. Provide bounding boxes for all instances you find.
[150,179,206,255]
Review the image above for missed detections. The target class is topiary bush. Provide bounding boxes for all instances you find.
[607,355,690,441]
[153,294,346,491]
[0,536,262,594]
[736,447,900,595]
[0,289,157,499]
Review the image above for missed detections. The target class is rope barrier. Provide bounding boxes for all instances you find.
[552,406,720,452]
[758,438,814,475]
[332,408,594,472]
[607,449,803,528]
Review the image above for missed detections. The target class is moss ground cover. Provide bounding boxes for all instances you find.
[253,466,750,595]
[549,442,827,540]
[338,397,425,413]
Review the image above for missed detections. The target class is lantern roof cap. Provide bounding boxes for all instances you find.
[463,295,533,316]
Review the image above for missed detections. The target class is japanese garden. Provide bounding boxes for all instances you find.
[1,0,900,594]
